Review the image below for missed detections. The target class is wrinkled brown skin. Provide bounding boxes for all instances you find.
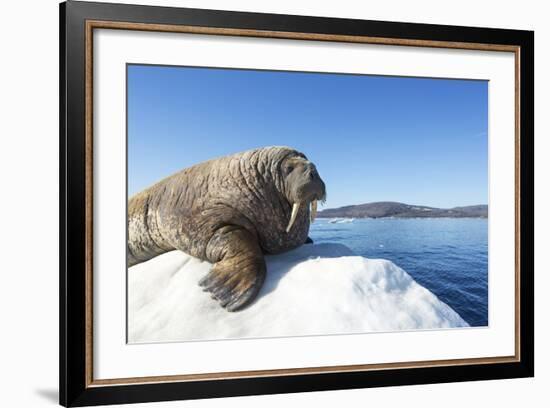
[128,146,326,311]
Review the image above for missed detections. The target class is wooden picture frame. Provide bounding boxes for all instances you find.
[60,1,534,406]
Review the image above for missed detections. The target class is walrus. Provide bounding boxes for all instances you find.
[128,146,326,311]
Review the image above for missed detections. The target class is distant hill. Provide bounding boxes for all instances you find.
[317,202,488,219]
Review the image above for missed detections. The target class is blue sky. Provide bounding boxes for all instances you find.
[127,64,488,209]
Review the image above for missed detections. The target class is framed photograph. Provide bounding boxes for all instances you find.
[60,1,534,406]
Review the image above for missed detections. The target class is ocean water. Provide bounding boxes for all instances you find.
[310,218,488,327]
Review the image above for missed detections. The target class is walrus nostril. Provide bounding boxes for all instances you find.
[308,167,318,180]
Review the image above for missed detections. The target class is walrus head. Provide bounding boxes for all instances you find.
[280,154,326,233]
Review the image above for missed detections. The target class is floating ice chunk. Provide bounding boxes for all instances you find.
[128,243,468,343]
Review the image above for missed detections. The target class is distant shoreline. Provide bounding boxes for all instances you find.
[317,201,488,219]
[317,216,488,219]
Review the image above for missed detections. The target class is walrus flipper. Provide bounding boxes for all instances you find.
[200,226,266,312]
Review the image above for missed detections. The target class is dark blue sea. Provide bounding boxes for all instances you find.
[310,218,488,327]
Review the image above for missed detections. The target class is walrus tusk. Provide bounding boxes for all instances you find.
[310,200,318,223]
[286,202,300,233]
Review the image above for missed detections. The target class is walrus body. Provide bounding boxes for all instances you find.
[128,146,326,311]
